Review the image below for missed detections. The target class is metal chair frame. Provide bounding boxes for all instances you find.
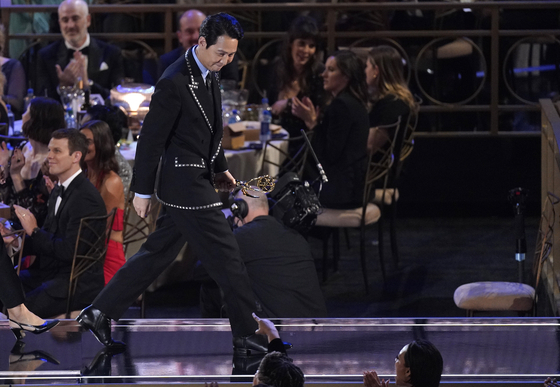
[321,118,401,293]
[66,208,116,318]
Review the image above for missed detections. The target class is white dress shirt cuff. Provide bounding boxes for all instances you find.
[135,193,152,199]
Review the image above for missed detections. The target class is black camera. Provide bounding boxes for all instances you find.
[268,172,321,233]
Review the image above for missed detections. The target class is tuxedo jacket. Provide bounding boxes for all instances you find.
[25,172,106,304]
[132,47,228,210]
[159,46,239,83]
[36,38,124,99]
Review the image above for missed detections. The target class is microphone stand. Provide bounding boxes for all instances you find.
[300,129,328,190]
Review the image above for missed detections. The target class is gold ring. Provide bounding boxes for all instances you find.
[22,214,26,217]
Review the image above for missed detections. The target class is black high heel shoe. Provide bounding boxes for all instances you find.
[9,319,60,340]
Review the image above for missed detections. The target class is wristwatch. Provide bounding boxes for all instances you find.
[31,227,41,237]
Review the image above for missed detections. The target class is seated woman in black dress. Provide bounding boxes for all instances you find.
[0,24,26,117]
[294,50,370,209]
[269,16,326,153]
[0,97,65,227]
[365,45,418,155]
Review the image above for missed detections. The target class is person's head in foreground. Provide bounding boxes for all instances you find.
[253,351,304,387]
[395,340,443,387]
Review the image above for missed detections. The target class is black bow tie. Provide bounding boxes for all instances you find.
[67,46,89,61]
[52,184,65,199]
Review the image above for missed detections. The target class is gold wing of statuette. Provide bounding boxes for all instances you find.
[236,175,275,198]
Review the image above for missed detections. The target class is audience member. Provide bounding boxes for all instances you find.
[158,9,238,82]
[296,50,369,209]
[0,237,60,338]
[35,0,124,100]
[12,129,107,318]
[80,120,125,285]
[82,104,132,196]
[269,16,326,151]
[363,340,443,387]
[365,45,417,155]
[0,24,26,118]
[200,188,327,318]
[252,313,303,387]
[0,97,65,228]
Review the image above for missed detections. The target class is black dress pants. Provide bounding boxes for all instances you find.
[93,205,261,337]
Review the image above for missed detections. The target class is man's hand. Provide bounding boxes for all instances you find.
[133,196,152,218]
[364,371,389,387]
[14,205,38,236]
[253,313,280,343]
[214,170,236,193]
[56,52,87,87]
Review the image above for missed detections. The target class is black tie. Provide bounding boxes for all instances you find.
[206,74,213,95]
[52,184,65,200]
[67,46,89,61]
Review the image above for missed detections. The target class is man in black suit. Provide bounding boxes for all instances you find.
[77,13,270,355]
[35,0,124,100]
[158,9,239,83]
[13,129,106,318]
[201,189,327,318]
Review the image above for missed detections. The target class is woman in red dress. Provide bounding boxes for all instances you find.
[80,120,125,284]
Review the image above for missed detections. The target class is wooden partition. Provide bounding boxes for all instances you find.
[540,99,560,314]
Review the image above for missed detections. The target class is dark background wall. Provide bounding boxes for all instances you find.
[398,135,541,217]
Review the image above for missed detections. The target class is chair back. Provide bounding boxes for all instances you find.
[533,192,558,292]
[399,100,421,164]
[122,189,161,255]
[66,208,116,318]
[6,229,27,275]
[260,131,313,180]
[362,118,402,212]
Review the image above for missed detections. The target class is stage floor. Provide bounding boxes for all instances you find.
[0,318,559,385]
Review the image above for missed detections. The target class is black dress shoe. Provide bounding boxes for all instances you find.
[82,347,123,377]
[232,334,293,355]
[76,305,126,350]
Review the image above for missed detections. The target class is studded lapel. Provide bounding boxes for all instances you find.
[184,47,215,135]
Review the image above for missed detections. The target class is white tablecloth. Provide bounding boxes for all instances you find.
[120,130,289,182]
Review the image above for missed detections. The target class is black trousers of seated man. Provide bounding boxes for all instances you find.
[0,240,70,317]
[92,205,262,337]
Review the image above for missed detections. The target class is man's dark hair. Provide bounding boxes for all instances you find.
[85,104,127,145]
[404,340,443,387]
[51,128,89,164]
[22,97,66,145]
[199,13,243,47]
[256,352,304,387]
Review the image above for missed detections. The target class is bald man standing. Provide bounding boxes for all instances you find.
[158,9,239,82]
[36,0,124,100]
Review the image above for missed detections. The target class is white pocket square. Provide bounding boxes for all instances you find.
[99,62,109,71]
